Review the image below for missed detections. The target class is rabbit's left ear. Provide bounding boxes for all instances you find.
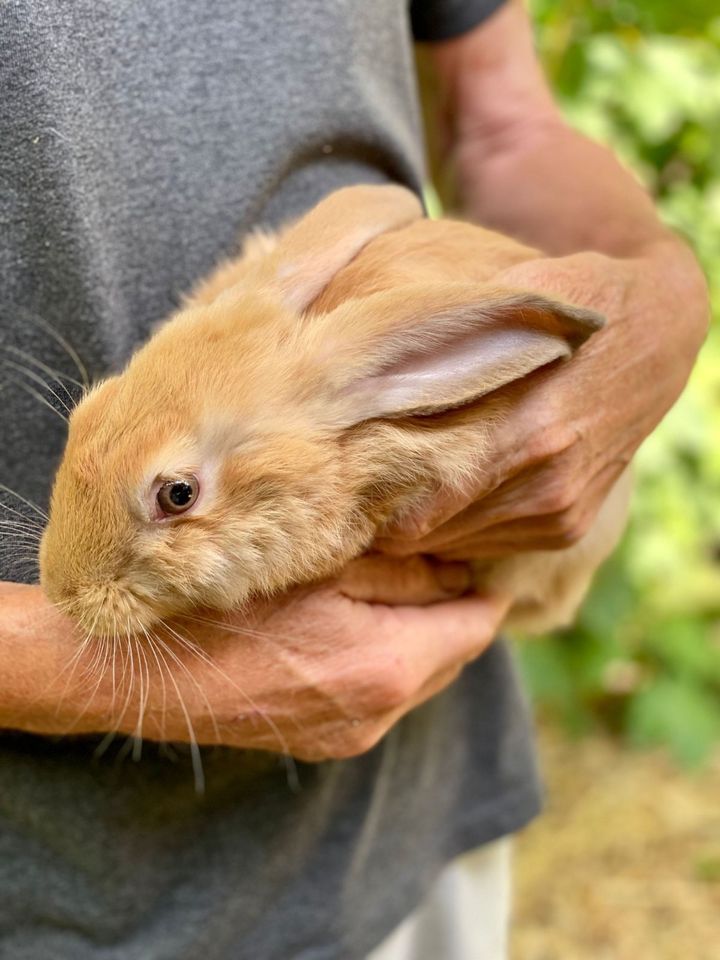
[317,282,605,427]
[255,184,423,311]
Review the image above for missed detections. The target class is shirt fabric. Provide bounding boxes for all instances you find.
[0,1,541,958]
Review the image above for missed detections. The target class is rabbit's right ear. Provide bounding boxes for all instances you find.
[254,185,423,311]
[314,282,605,427]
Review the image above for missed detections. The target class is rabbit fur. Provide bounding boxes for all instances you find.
[39,184,631,638]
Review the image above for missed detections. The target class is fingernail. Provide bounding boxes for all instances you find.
[434,562,473,595]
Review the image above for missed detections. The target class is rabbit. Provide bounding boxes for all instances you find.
[39,184,632,640]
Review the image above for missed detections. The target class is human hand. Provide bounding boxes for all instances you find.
[375,240,708,560]
[12,558,508,762]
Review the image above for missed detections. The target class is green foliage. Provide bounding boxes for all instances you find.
[519,1,720,764]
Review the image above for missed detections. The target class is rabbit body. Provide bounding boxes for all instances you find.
[40,185,630,638]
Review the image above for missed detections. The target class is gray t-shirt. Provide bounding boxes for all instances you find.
[0,1,540,957]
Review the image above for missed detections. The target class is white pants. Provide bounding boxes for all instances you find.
[367,840,511,960]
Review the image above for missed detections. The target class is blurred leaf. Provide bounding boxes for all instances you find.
[695,852,720,883]
[627,678,720,765]
[516,2,720,767]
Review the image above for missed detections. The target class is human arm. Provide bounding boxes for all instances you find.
[0,563,508,760]
[377,0,709,558]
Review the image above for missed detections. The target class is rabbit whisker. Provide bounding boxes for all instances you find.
[149,626,221,745]
[0,484,49,522]
[0,515,44,531]
[145,629,206,793]
[182,612,310,648]
[5,344,85,393]
[142,627,169,743]
[21,312,90,391]
[159,618,295,764]
[4,359,75,415]
[9,375,70,423]
[131,634,151,761]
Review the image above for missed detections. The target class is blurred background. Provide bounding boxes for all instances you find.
[426,2,720,956]
[521,3,720,955]
[523,0,720,775]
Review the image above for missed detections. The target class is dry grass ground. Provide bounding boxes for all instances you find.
[512,725,720,960]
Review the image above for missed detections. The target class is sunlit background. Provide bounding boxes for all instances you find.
[522,3,719,954]
[523,0,720,768]
[425,2,720,955]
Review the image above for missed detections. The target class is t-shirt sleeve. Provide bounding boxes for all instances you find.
[410,0,507,42]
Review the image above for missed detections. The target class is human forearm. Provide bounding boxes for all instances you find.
[0,582,82,733]
[455,120,672,257]
[383,1,708,557]
[0,582,150,738]
[433,1,707,370]
[0,561,507,758]
[428,0,672,257]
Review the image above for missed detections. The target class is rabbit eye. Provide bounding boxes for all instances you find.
[156,477,199,516]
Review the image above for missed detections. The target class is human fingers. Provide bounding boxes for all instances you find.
[335,553,472,605]
[297,594,510,762]
[429,459,624,558]
[375,592,511,689]
[375,455,573,556]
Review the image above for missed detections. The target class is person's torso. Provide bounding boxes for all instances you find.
[0,0,425,534]
[0,4,539,958]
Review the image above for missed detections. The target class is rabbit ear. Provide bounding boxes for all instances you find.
[320,283,605,426]
[255,185,423,312]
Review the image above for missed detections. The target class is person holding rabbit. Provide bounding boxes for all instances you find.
[0,1,706,958]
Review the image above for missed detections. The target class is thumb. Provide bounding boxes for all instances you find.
[336,553,473,605]
[386,592,513,680]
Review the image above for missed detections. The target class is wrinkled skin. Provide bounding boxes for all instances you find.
[3,559,508,762]
[377,237,707,561]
